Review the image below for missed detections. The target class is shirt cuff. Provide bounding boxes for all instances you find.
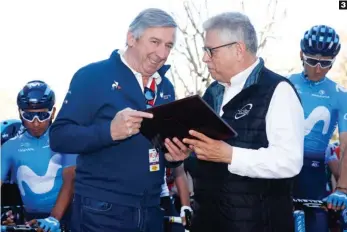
[228,147,249,176]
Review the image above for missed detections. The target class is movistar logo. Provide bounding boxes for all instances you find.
[17,154,62,196]
[304,106,330,136]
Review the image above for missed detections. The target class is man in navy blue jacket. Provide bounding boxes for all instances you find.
[49,8,190,232]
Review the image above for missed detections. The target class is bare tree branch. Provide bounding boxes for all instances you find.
[170,0,288,97]
[171,62,190,94]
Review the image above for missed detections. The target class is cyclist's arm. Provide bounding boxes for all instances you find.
[50,166,75,220]
[49,67,115,154]
[1,143,13,187]
[336,90,347,191]
[328,160,340,181]
[174,164,191,207]
[50,154,77,220]
[337,133,347,192]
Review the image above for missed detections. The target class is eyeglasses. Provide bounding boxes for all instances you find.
[202,42,238,58]
[302,54,335,69]
[20,110,53,123]
[144,87,156,109]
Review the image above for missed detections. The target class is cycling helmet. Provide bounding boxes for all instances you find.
[1,119,22,145]
[301,25,341,57]
[17,80,55,110]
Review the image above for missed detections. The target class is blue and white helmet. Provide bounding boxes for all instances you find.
[1,119,23,145]
[301,25,341,57]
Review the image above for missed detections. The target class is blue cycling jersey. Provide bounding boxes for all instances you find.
[290,73,347,156]
[290,73,347,232]
[290,72,347,201]
[1,129,77,213]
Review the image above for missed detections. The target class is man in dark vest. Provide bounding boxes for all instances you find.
[182,12,305,232]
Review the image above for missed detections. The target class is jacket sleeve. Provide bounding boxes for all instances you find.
[49,67,115,154]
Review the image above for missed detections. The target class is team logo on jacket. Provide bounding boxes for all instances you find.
[160,92,171,99]
[235,103,253,119]
[112,81,121,90]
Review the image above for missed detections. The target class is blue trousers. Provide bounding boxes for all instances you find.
[70,194,164,232]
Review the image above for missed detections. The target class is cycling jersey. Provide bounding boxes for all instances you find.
[290,72,347,199]
[1,120,25,184]
[1,129,77,213]
[1,119,24,145]
[290,73,347,232]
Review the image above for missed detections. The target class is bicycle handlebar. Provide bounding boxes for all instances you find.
[1,225,38,232]
[293,198,326,208]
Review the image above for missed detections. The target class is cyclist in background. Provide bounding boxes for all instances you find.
[289,25,347,232]
[325,142,341,231]
[1,80,77,232]
[161,165,192,232]
[1,119,25,184]
[1,119,23,146]
[1,120,25,214]
[326,142,340,194]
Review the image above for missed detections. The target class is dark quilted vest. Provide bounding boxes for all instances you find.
[193,61,300,232]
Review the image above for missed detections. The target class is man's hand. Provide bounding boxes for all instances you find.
[180,206,193,229]
[323,190,347,210]
[164,137,191,161]
[183,130,233,163]
[110,108,153,140]
[27,217,61,232]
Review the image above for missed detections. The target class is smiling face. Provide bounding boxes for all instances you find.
[127,27,175,78]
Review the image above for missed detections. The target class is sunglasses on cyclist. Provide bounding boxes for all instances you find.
[302,54,335,69]
[20,110,53,123]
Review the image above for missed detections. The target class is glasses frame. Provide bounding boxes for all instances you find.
[203,42,238,58]
[20,110,53,123]
[302,53,335,69]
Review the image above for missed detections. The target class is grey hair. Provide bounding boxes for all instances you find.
[203,12,258,55]
[128,8,177,41]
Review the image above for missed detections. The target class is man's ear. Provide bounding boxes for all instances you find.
[235,42,246,62]
[126,31,136,47]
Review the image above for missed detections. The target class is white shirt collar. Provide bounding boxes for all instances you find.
[219,58,260,88]
[118,48,162,85]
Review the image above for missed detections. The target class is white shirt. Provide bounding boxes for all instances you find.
[221,58,304,179]
[118,49,162,91]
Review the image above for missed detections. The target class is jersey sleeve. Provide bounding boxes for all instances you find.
[1,142,13,181]
[338,87,347,133]
[61,153,78,168]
